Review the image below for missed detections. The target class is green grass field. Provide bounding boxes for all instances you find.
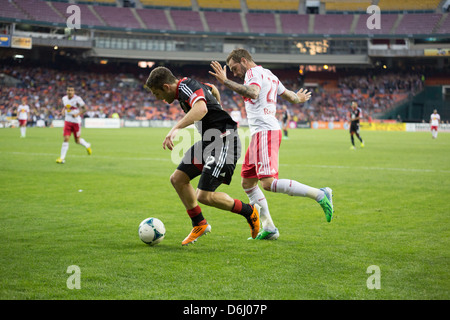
[0,126,449,301]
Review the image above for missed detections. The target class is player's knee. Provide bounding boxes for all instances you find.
[169,172,183,187]
[196,191,212,206]
[260,178,274,192]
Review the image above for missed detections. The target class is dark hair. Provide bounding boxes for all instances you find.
[226,48,254,65]
[144,67,177,91]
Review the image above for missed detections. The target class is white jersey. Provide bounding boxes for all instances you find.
[230,110,242,123]
[244,66,286,135]
[430,113,440,126]
[62,94,85,124]
[17,104,30,120]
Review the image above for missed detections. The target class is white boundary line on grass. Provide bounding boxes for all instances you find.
[3,151,450,174]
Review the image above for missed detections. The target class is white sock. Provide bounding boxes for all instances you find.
[78,138,90,148]
[271,179,324,202]
[244,185,276,232]
[60,142,69,159]
[20,127,26,137]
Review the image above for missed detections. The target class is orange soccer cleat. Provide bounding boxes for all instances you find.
[181,224,211,246]
[247,204,261,239]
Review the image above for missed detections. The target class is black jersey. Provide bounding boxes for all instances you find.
[350,107,362,124]
[282,109,289,123]
[176,77,236,135]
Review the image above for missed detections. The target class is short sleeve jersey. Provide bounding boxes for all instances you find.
[176,77,236,135]
[62,95,85,124]
[430,113,440,126]
[351,107,362,124]
[244,66,286,135]
[17,104,30,120]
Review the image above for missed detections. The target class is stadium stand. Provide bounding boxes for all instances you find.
[377,0,441,12]
[170,10,204,32]
[246,12,278,34]
[436,14,450,33]
[246,0,299,12]
[52,2,106,27]
[92,5,142,29]
[279,13,309,34]
[204,11,244,33]
[313,14,354,34]
[15,0,64,24]
[1,0,30,20]
[136,8,172,31]
[395,13,442,34]
[1,0,448,35]
[197,0,241,10]
[324,1,372,12]
[353,13,398,35]
[140,0,192,8]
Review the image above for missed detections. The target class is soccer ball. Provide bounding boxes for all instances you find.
[138,217,165,245]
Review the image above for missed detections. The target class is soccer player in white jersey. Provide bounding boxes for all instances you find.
[210,48,334,240]
[430,109,440,139]
[56,86,92,164]
[17,98,30,138]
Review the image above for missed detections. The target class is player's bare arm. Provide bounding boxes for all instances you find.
[281,88,312,104]
[163,100,208,151]
[209,61,260,99]
[208,84,221,104]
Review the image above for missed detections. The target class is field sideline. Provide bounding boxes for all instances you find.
[0,127,449,301]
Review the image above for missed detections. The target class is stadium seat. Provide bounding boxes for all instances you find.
[246,0,299,12]
[395,13,442,34]
[0,0,30,20]
[136,8,172,31]
[353,13,398,34]
[140,0,192,8]
[436,14,450,34]
[52,2,106,27]
[15,0,65,24]
[197,0,241,10]
[204,11,244,33]
[325,1,372,12]
[246,12,278,34]
[92,6,142,29]
[279,13,309,34]
[377,0,440,11]
[313,14,354,34]
[170,10,204,32]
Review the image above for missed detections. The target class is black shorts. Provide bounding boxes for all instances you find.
[350,122,360,134]
[177,128,241,192]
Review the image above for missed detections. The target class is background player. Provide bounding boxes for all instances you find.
[349,101,364,150]
[430,109,440,139]
[210,48,334,240]
[17,97,30,138]
[280,105,291,140]
[144,67,260,245]
[56,86,92,164]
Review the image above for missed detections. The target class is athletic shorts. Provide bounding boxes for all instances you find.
[241,130,281,180]
[64,121,81,138]
[350,122,360,134]
[18,120,27,126]
[431,125,438,131]
[177,129,241,192]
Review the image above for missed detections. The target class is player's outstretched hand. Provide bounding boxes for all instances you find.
[163,128,178,151]
[296,88,312,103]
[209,61,227,84]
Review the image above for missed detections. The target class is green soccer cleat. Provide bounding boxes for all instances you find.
[248,228,279,240]
[318,187,333,222]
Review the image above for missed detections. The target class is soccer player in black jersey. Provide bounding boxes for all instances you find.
[144,67,260,245]
[349,101,365,150]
